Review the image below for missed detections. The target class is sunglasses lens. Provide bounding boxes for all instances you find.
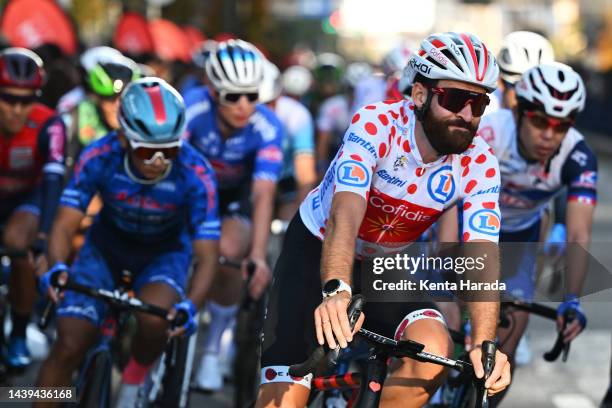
[528,114,549,130]
[555,122,572,133]
[435,88,489,117]
[222,92,259,104]
[132,146,179,161]
[0,92,37,105]
[224,93,241,103]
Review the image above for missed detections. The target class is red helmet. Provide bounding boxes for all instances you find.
[0,47,45,90]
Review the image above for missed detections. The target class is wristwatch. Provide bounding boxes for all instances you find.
[322,279,352,298]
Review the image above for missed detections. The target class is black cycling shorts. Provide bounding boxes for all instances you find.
[260,212,444,388]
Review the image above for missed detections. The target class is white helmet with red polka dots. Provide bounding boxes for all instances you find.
[515,62,586,118]
[399,31,499,94]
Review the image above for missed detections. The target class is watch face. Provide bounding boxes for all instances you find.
[324,279,340,294]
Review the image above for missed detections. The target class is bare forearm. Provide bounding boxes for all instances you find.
[320,195,364,285]
[565,237,589,296]
[188,242,219,309]
[250,188,275,259]
[48,207,83,265]
[465,241,500,343]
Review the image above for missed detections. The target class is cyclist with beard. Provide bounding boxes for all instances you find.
[256,32,510,408]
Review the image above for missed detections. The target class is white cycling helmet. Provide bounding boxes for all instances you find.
[498,31,554,84]
[281,65,312,97]
[259,60,282,104]
[344,62,373,88]
[80,46,125,72]
[515,62,586,118]
[399,31,499,94]
[382,44,412,77]
[205,39,264,92]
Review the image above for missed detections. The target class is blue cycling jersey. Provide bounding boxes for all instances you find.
[61,133,220,247]
[183,86,284,190]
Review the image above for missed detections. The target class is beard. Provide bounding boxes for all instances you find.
[422,115,478,155]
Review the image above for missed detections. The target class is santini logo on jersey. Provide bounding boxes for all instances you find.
[347,133,378,158]
[376,170,407,188]
[468,209,501,236]
[336,160,370,187]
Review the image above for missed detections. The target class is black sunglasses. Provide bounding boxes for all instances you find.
[0,92,38,106]
[430,87,490,117]
[218,90,259,105]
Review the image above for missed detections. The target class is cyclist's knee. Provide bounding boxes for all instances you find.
[401,318,453,358]
[52,329,95,368]
[255,383,309,408]
[3,220,36,250]
[136,313,169,339]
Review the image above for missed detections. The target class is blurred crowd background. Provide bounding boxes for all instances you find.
[0,0,611,134]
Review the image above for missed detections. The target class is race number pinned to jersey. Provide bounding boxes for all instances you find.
[336,160,370,187]
[427,165,455,204]
[468,209,501,236]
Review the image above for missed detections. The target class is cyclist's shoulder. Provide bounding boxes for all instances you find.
[319,94,349,113]
[461,135,499,166]
[182,85,211,106]
[79,132,120,161]
[275,96,313,129]
[477,109,515,149]
[29,103,56,125]
[249,105,284,142]
[559,128,597,171]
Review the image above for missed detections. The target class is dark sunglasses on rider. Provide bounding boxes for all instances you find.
[0,92,38,106]
[128,139,181,162]
[430,87,490,117]
[217,90,259,105]
[525,111,574,133]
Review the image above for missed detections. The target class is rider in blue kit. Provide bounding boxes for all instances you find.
[35,78,220,408]
[183,40,284,390]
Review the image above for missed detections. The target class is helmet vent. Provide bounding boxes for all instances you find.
[558,70,565,82]
[173,112,184,134]
[133,119,152,137]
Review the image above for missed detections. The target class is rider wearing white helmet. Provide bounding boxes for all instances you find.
[399,31,499,154]
[487,31,555,113]
[184,39,284,392]
[475,63,594,404]
[281,65,313,99]
[260,60,316,220]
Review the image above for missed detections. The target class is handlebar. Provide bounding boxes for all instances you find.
[289,295,365,378]
[504,298,571,362]
[475,340,497,408]
[39,269,188,328]
[289,296,476,381]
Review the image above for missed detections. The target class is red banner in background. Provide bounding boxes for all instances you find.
[183,26,206,54]
[0,0,77,56]
[113,12,154,57]
[149,19,191,63]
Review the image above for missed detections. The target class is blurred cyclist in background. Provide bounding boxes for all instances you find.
[260,60,316,221]
[0,48,67,369]
[281,65,313,103]
[486,31,555,114]
[183,39,284,391]
[58,46,139,177]
[381,42,413,100]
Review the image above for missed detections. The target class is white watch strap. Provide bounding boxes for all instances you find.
[322,279,352,298]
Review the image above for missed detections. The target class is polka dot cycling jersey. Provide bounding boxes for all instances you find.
[299,98,502,257]
[477,109,597,232]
